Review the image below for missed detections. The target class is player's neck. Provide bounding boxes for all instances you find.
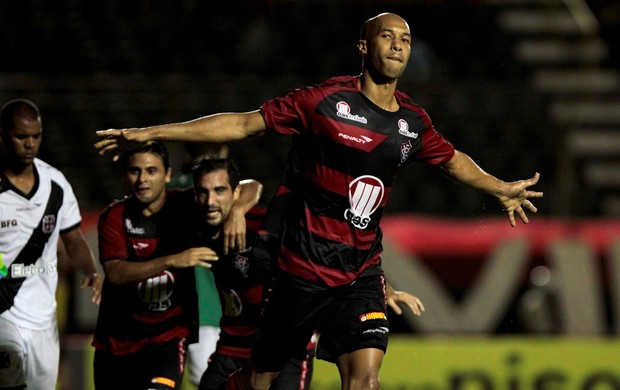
[3,162,36,194]
[357,73,399,112]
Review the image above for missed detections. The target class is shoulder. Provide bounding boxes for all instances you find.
[35,159,71,186]
[395,90,426,112]
[308,75,358,95]
[99,197,129,222]
[288,75,358,97]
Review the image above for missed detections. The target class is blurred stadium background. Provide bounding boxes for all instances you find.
[2,0,619,388]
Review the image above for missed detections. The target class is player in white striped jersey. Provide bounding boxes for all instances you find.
[0,99,102,390]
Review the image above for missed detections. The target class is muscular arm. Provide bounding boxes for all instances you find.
[440,150,543,226]
[223,179,264,254]
[60,227,103,304]
[103,247,219,285]
[95,111,268,160]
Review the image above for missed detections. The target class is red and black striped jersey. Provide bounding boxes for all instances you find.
[92,189,199,355]
[260,75,455,287]
[208,207,271,358]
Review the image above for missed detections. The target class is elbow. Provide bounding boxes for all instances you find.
[102,262,127,285]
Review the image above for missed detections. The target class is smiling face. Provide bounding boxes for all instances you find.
[124,151,171,214]
[358,13,412,81]
[194,168,239,227]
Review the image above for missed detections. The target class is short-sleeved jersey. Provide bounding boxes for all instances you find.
[260,75,455,286]
[0,158,82,329]
[92,189,199,355]
[208,207,271,359]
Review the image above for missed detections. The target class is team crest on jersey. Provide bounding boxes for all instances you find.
[398,119,418,139]
[234,253,250,276]
[42,215,56,234]
[400,140,412,166]
[344,175,384,230]
[336,101,368,124]
[138,270,175,311]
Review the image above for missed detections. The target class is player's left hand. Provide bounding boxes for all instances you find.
[223,207,247,255]
[81,272,104,305]
[497,172,543,227]
[387,287,425,316]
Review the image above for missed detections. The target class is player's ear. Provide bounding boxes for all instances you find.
[358,39,367,55]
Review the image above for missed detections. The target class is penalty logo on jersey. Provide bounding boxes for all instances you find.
[344,175,384,229]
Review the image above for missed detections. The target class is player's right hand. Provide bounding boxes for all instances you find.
[94,128,148,161]
[173,247,219,268]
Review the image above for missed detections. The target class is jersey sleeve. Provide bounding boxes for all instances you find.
[417,127,455,165]
[97,205,129,263]
[260,86,319,136]
[55,173,83,232]
[414,109,456,165]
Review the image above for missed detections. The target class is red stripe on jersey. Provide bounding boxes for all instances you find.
[94,326,191,355]
[133,304,183,323]
[275,184,292,196]
[221,325,257,337]
[278,245,381,286]
[303,208,377,250]
[216,345,252,359]
[306,162,391,207]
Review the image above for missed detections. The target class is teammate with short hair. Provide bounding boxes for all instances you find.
[0,98,102,390]
[95,12,543,390]
[92,142,216,390]
[191,155,316,390]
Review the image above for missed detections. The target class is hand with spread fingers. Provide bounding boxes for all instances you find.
[497,172,543,227]
[94,128,150,161]
[386,284,425,316]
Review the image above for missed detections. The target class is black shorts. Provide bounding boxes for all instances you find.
[199,353,246,390]
[200,351,314,390]
[93,338,187,390]
[251,271,388,372]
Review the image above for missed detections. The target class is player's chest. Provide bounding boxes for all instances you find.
[312,94,424,162]
[0,188,53,238]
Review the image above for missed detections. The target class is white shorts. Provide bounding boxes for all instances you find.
[0,316,59,390]
[186,325,220,385]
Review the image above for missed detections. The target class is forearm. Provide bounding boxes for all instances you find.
[140,111,266,143]
[235,179,263,213]
[103,255,173,285]
[62,230,99,275]
[441,150,507,197]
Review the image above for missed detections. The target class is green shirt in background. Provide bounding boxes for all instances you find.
[169,172,222,327]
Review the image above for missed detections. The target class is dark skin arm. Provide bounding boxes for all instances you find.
[103,247,219,285]
[440,150,543,226]
[60,227,103,304]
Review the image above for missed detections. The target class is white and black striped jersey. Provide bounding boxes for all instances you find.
[0,158,82,329]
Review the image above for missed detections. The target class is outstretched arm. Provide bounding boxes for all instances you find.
[95,110,268,161]
[440,150,543,227]
[223,179,264,254]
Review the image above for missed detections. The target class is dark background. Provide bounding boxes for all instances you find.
[1,0,618,216]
